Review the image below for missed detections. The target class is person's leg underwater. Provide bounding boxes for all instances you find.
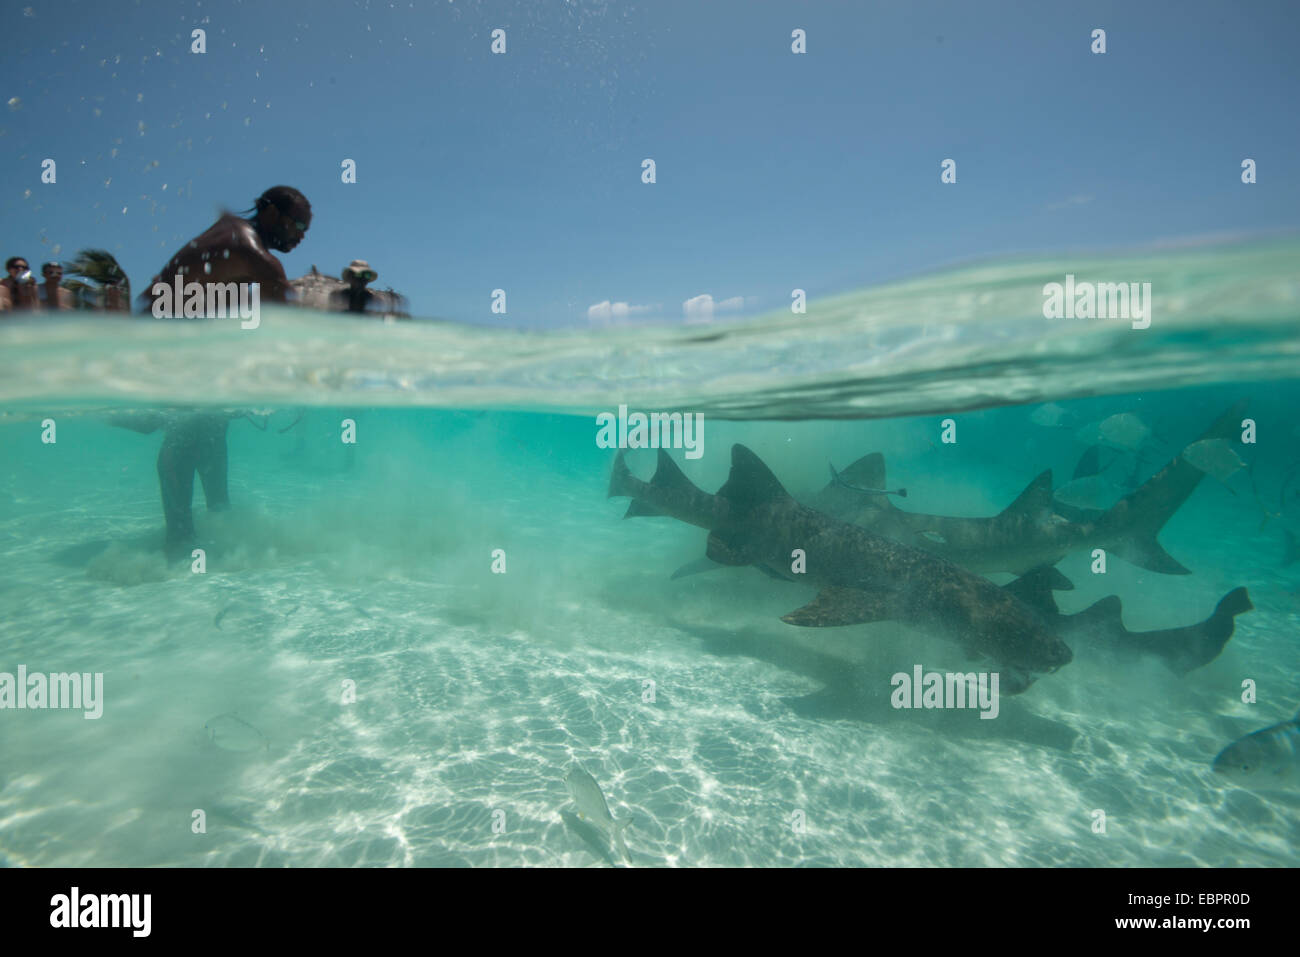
[157,420,202,561]
[194,415,231,513]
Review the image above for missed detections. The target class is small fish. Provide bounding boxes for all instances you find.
[1097,412,1151,452]
[1181,438,1246,485]
[918,530,948,545]
[1052,475,1125,511]
[204,713,269,753]
[1029,402,1075,429]
[1212,707,1300,785]
[564,765,630,864]
[828,463,906,497]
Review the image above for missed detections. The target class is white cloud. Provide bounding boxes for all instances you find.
[683,293,748,323]
[587,299,656,323]
[682,294,714,322]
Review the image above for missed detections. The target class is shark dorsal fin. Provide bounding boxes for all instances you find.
[716,445,793,513]
[1068,595,1124,634]
[1003,565,1072,618]
[650,448,693,493]
[836,452,887,490]
[999,470,1054,520]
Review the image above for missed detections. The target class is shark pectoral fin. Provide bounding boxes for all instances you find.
[781,587,893,627]
[1109,533,1192,575]
[670,556,723,580]
[706,528,755,566]
[623,499,662,518]
[756,563,793,582]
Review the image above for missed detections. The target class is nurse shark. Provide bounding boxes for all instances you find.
[806,402,1247,576]
[617,442,1074,693]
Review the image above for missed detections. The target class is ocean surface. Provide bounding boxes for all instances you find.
[1,240,1299,867]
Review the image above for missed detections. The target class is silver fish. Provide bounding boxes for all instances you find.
[1182,438,1246,485]
[1052,475,1125,511]
[564,765,630,863]
[204,713,269,753]
[1076,412,1151,452]
[1212,707,1300,785]
[1029,402,1076,428]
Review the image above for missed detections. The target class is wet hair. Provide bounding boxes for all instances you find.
[42,261,62,272]
[247,185,311,222]
[6,256,29,271]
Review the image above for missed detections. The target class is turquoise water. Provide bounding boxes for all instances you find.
[1,242,1299,866]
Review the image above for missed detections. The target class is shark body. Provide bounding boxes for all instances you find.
[808,402,1246,576]
[1002,566,1251,673]
[624,443,1074,691]
[609,415,1252,677]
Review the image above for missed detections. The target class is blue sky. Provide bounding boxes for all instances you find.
[1,0,1297,325]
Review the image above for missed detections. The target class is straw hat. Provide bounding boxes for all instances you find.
[342,259,377,282]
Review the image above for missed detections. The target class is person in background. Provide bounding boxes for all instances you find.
[2,256,39,312]
[143,184,312,311]
[332,259,379,314]
[102,279,129,313]
[39,262,76,310]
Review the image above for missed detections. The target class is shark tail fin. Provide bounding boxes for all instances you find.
[1175,587,1252,672]
[1215,586,1253,621]
[1100,402,1247,575]
[1283,528,1300,567]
